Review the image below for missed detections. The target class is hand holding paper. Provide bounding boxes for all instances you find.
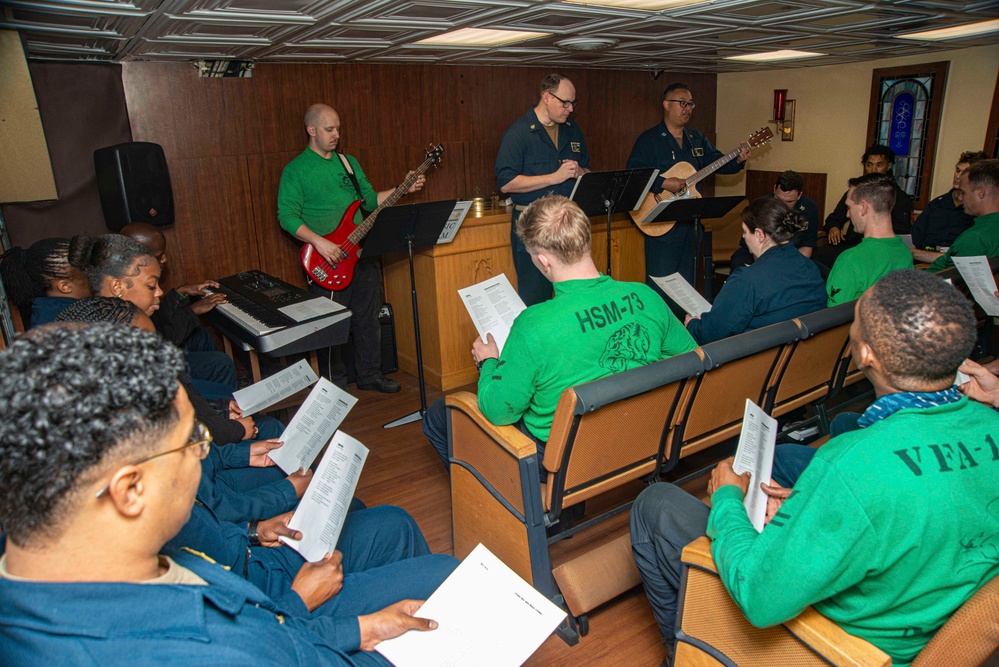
[457,274,526,354]
[232,359,319,416]
[650,273,712,318]
[375,544,566,667]
[269,378,358,473]
[731,399,777,532]
[281,431,369,563]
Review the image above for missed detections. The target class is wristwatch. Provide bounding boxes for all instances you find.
[247,519,261,547]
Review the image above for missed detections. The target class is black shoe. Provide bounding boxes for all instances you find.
[356,376,401,393]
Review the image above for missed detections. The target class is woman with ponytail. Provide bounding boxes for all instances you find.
[0,237,91,327]
[685,197,826,344]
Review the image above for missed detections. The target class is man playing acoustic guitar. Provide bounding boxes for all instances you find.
[627,83,751,319]
[278,103,424,393]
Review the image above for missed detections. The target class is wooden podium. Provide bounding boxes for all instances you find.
[382,205,647,390]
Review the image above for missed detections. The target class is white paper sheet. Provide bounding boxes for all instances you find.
[650,273,712,317]
[898,234,915,250]
[732,399,778,533]
[268,378,358,473]
[376,543,566,667]
[457,273,527,353]
[951,255,999,316]
[231,359,319,416]
[437,201,472,244]
[280,431,369,562]
[956,369,971,387]
[278,296,347,323]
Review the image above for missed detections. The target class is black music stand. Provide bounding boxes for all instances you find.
[361,199,457,429]
[644,196,745,300]
[569,168,658,276]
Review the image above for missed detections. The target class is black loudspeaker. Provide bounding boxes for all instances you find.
[94,141,174,232]
[345,303,399,383]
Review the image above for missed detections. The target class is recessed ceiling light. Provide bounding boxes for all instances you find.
[562,0,711,9]
[555,37,619,51]
[724,49,826,62]
[415,28,549,47]
[895,18,999,41]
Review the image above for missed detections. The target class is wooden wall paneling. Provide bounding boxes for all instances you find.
[245,152,306,288]
[252,63,338,155]
[162,155,259,288]
[121,61,720,341]
[124,62,260,160]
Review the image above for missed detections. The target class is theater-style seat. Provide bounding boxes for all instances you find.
[676,536,999,667]
[767,301,857,433]
[446,351,704,643]
[665,321,801,469]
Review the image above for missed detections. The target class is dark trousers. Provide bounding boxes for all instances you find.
[511,211,553,307]
[630,443,818,648]
[812,237,860,276]
[423,396,546,469]
[645,223,697,321]
[308,255,384,386]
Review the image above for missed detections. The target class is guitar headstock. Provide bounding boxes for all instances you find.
[425,143,444,167]
[747,127,774,148]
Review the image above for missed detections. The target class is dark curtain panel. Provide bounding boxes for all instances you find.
[1,62,131,247]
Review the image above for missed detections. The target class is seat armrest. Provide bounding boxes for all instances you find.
[680,536,889,667]
[446,391,537,460]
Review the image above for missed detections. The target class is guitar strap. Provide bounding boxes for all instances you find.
[336,152,366,208]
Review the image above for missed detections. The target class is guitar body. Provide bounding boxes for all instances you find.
[299,143,445,292]
[627,127,773,238]
[301,200,363,291]
[630,162,701,237]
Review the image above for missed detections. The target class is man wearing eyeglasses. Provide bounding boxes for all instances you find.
[0,324,455,665]
[627,82,750,318]
[496,73,591,306]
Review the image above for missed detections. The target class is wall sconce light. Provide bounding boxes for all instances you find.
[772,89,795,141]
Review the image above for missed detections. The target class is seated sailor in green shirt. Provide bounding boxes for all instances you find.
[631,269,999,667]
[422,194,696,467]
[826,172,913,306]
[925,159,999,272]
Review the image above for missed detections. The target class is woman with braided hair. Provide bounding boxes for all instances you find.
[0,237,91,327]
[685,197,827,344]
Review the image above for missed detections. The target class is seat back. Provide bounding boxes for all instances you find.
[911,574,999,667]
[542,351,704,517]
[670,321,800,463]
[768,302,855,418]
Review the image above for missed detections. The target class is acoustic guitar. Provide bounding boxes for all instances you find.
[630,127,774,237]
[301,144,444,291]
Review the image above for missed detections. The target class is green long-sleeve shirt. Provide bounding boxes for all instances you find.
[277,149,379,237]
[477,275,696,441]
[707,397,999,667]
[826,236,913,306]
[927,211,999,272]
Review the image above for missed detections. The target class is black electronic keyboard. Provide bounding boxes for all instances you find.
[206,270,350,355]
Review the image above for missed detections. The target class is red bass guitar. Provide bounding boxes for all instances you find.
[301,144,444,291]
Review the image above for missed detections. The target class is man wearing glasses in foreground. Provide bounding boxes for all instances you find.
[496,73,591,306]
[627,82,751,318]
[0,324,451,666]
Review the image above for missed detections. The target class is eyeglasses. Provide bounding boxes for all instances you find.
[666,99,696,109]
[95,421,212,499]
[548,91,578,109]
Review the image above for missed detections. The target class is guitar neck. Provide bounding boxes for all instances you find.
[347,155,435,244]
[685,143,745,189]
